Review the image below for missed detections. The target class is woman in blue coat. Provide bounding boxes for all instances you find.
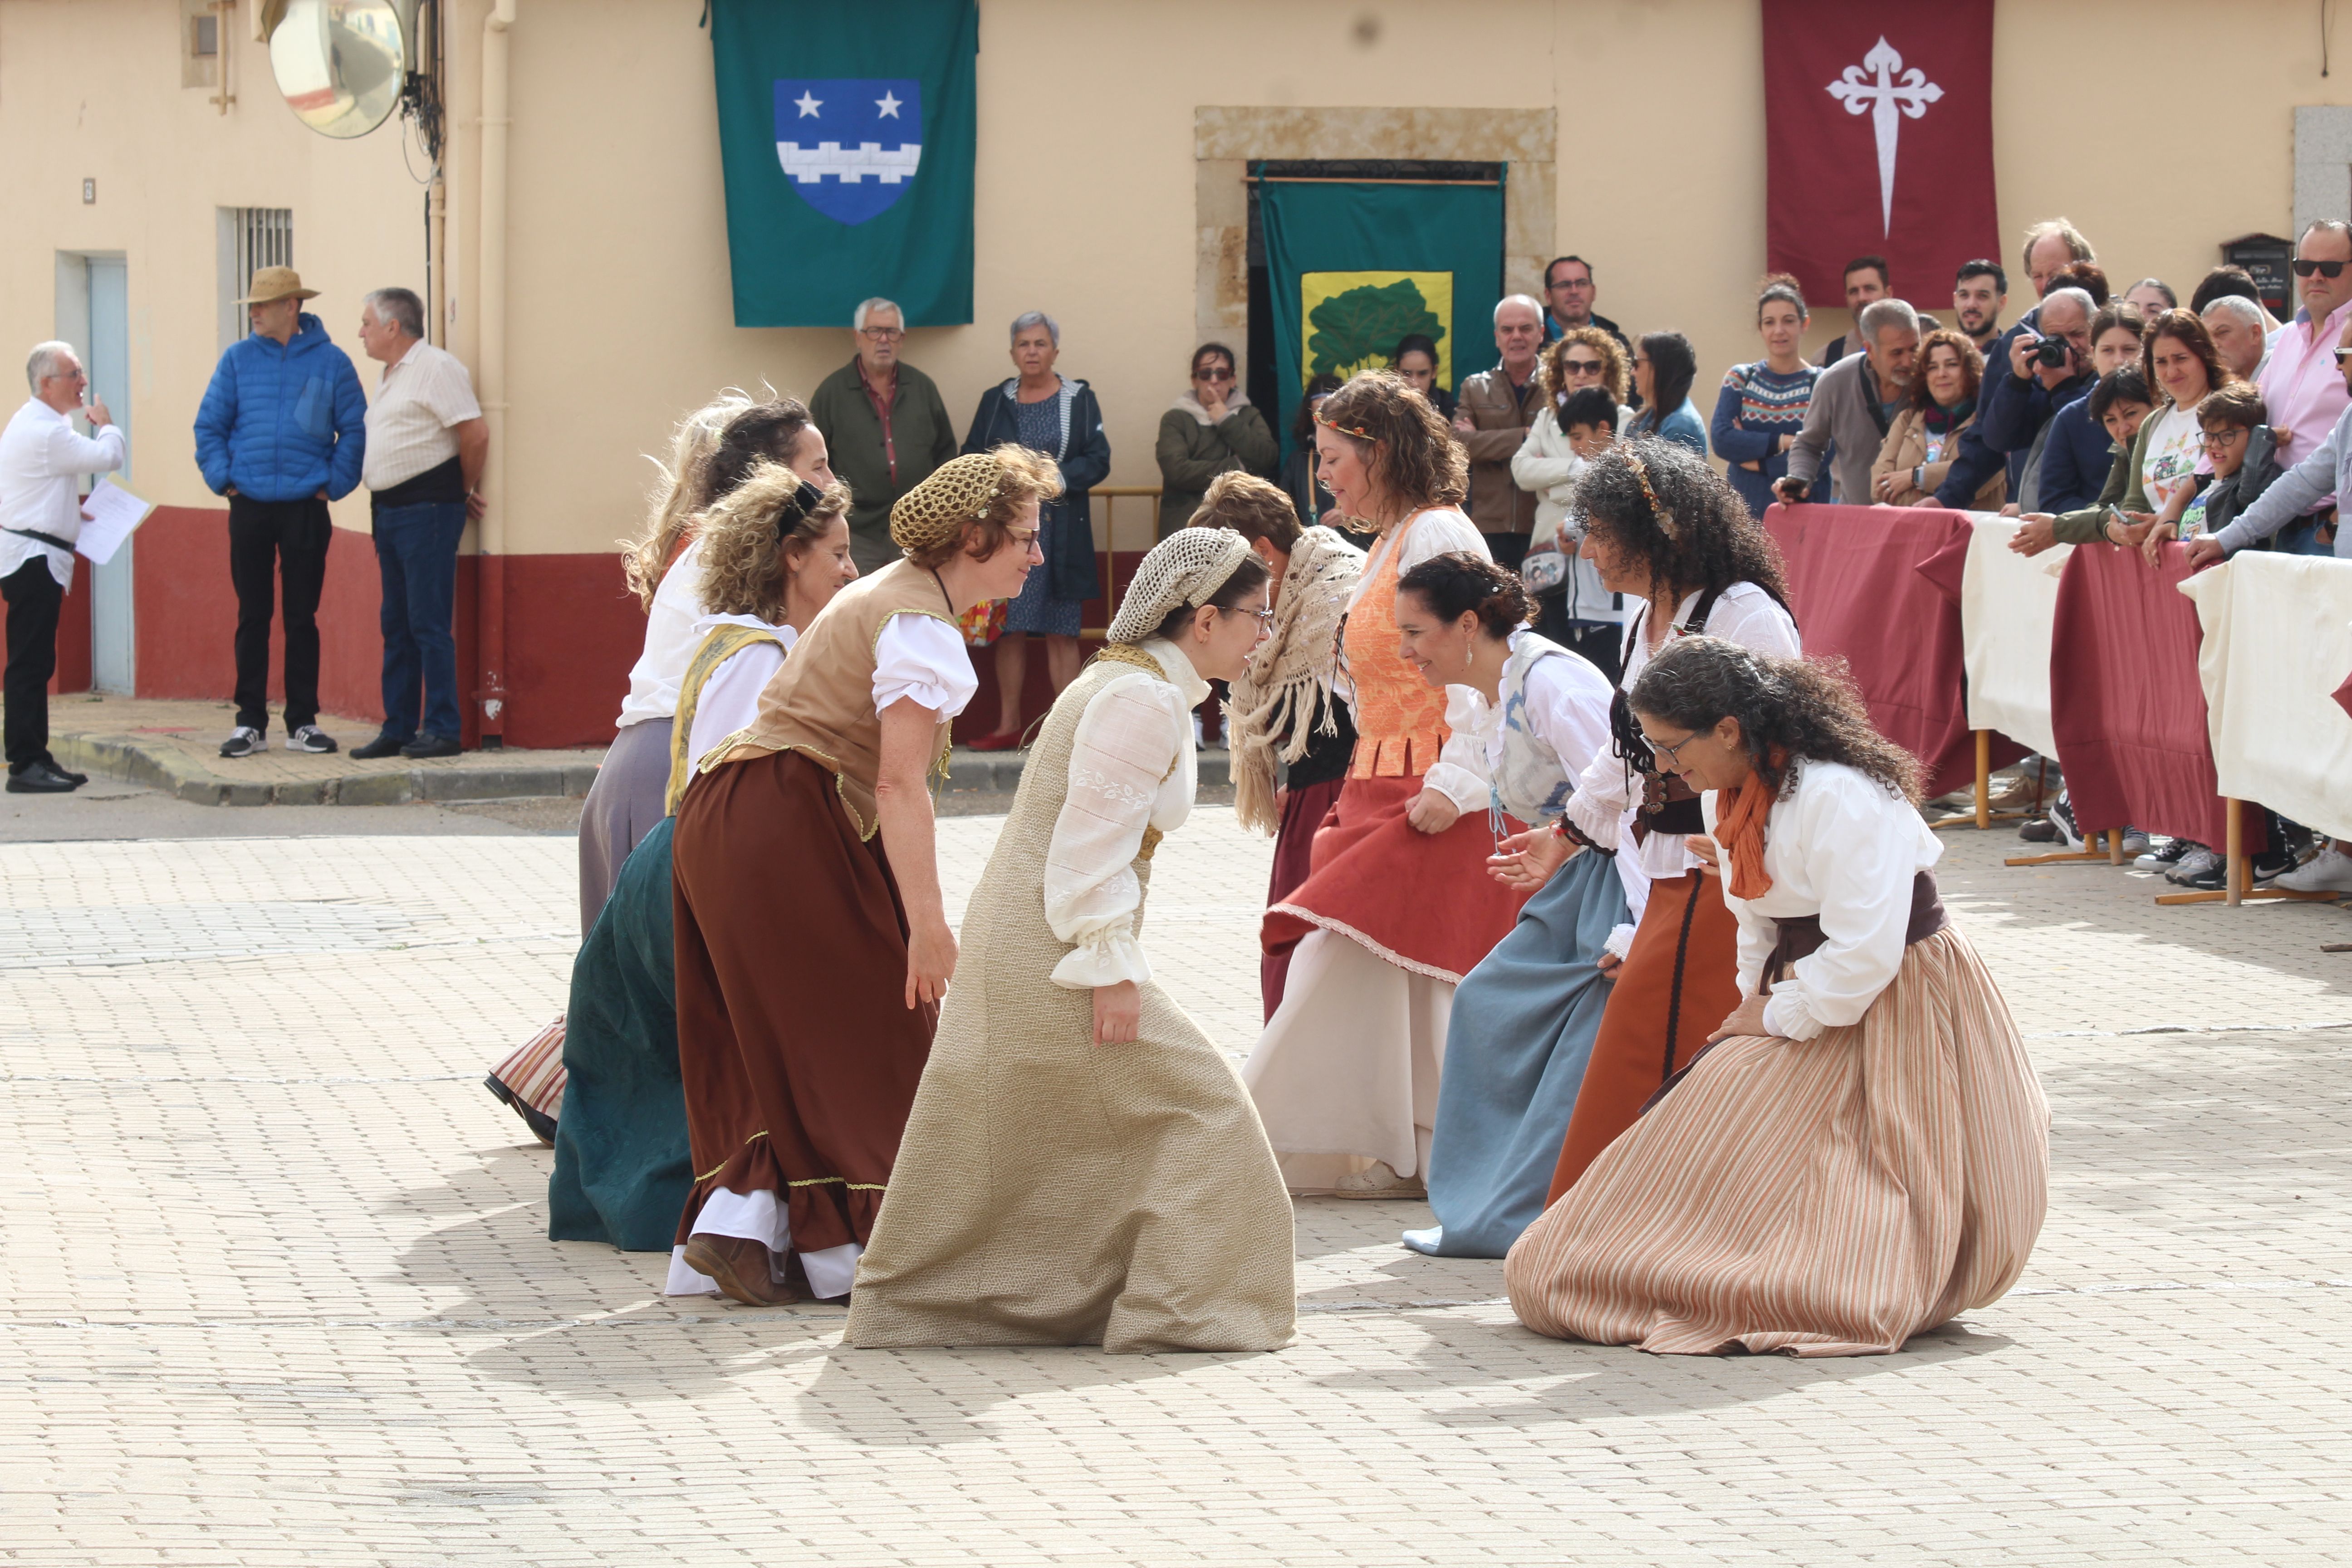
[963,311,1112,748]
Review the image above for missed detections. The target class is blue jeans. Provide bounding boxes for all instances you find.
[372,500,466,741]
[2274,515,2330,556]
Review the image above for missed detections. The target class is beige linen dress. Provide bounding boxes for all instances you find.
[846,640,1297,1352]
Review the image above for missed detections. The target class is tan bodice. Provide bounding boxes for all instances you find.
[710,558,958,838]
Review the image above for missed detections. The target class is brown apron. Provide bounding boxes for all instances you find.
[1638,871,1947,1114]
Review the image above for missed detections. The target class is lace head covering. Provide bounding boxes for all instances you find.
[889,452,1006,554]
[1106,526,1256,645]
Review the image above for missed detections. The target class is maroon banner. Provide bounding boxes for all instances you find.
[2048,543,2256,852]
[1763,0,1999,311]
[1763,503,1998,798]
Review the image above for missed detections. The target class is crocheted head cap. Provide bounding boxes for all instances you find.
[889,452,1006,553]
[1106,527,1257,645]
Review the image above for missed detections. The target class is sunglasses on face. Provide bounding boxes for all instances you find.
[2335,348,2352,363]
[1563,358,1604,374]
[1196,367,1234,382]
[2294,258,2349,278]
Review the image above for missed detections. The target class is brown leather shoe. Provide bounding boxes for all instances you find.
[681,1233,799,1307]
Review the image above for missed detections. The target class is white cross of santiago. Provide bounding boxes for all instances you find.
[1826,37,1942,237]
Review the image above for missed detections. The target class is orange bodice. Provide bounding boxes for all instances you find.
[1344,513,1452,779]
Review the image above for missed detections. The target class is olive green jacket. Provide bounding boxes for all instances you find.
[1154,392,1276,537]
[809,357,959,573]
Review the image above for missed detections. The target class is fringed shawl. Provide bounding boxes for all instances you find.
[1226,526,1364,833]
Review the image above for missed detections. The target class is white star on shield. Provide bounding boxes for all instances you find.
[793,90,822,118]
[875,91,902,118]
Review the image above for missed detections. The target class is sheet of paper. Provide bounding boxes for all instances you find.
[74,479,155,567]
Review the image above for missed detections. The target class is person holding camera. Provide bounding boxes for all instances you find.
[1931,286,2096,513]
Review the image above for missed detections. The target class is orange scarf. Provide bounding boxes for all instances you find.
[1714,767,1776,900]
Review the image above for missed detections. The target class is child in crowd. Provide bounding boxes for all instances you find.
[2144,382,2279,559]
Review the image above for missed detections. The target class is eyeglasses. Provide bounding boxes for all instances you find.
[2294,258,2349,278]
[858,326,905,339]
[1645,728,1704,768]
[1562,358,1604,375]
[1215,604,1277,628]
[2199,428,2248,450]
[1196,367,1234,382]
[1004,525,1039,544]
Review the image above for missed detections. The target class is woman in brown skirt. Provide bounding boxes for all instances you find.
[665,447,1054,1306]
[1536,440,1798,1202]
[1506,637,2048,1356]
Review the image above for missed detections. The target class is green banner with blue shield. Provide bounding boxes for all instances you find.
[709,0,977,327]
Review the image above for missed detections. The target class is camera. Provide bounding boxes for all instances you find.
[2034,335,2072,369]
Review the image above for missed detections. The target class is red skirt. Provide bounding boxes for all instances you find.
[1546,867,1744,1203]
[1262,774,1529,985]
[1259,775,1348,1021]
[670,749,936,1256]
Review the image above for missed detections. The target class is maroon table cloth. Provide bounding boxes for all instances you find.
[1763,503,1984,798]
[2048,541,2253,851]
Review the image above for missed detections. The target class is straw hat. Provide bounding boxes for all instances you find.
[237,266,321,306]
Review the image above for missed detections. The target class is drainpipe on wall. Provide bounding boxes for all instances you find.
[475,0,515,747]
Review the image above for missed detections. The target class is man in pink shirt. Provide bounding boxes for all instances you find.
[2255,220,2352,550]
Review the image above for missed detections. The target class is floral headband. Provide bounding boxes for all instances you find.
[1313,408,1377,441]
[1623,449,1682,542]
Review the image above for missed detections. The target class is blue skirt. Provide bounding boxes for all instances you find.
[547,815,694,1251]
[1406,846,1629,1259]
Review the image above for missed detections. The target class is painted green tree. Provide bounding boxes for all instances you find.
[1307,279,1445,381]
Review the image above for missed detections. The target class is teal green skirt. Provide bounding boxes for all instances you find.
[547,816,692,1251]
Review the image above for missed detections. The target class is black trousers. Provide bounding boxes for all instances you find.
[1,556,62,773]
[228,495,332,734]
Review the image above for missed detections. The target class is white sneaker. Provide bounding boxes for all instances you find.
[2135,837,2189,871]
[283,725,338,755]
[218,726,265,759]
[1330,1160,1426,1200]
[2166,846,2222,885]
[2273,848,2352,894]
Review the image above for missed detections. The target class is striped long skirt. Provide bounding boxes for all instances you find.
[1503,927,2048,1357]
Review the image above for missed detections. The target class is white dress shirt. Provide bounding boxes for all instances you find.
[0,399,127,589]
[362,339,482,494]
[1043,639,1206,990]
[1703,760,1944,1041]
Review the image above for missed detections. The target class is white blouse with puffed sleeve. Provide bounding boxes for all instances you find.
[871,613,980,717]
[1702,760,1943,1041]
[1043,640,1206,990]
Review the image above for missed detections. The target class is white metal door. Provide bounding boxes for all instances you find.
[85,257,133,694]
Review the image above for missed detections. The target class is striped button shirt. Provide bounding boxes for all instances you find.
[362,339,482,493]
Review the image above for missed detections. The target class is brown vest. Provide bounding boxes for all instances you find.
[708,558,960,838]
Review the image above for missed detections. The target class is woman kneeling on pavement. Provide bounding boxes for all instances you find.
[849,528,1296,1353]
[1542,438,1798,1202]
[665,447,1051,1306]
[1506,637,2049,1357]
[1392,552,1629,1261]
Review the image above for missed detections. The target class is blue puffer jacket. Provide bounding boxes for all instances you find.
[192,313,368,502]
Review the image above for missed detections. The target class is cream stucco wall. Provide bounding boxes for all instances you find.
[10,0,2352,564]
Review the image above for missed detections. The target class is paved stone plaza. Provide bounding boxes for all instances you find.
[4,799,2351,1564]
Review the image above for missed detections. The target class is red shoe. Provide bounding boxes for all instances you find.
[965,730,1023,752]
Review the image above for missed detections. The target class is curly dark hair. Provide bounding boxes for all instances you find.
[1573,435,1789,606]
[1397,550,1534,640]
[1313,369,1468,522]
[1629,636,1922,804]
